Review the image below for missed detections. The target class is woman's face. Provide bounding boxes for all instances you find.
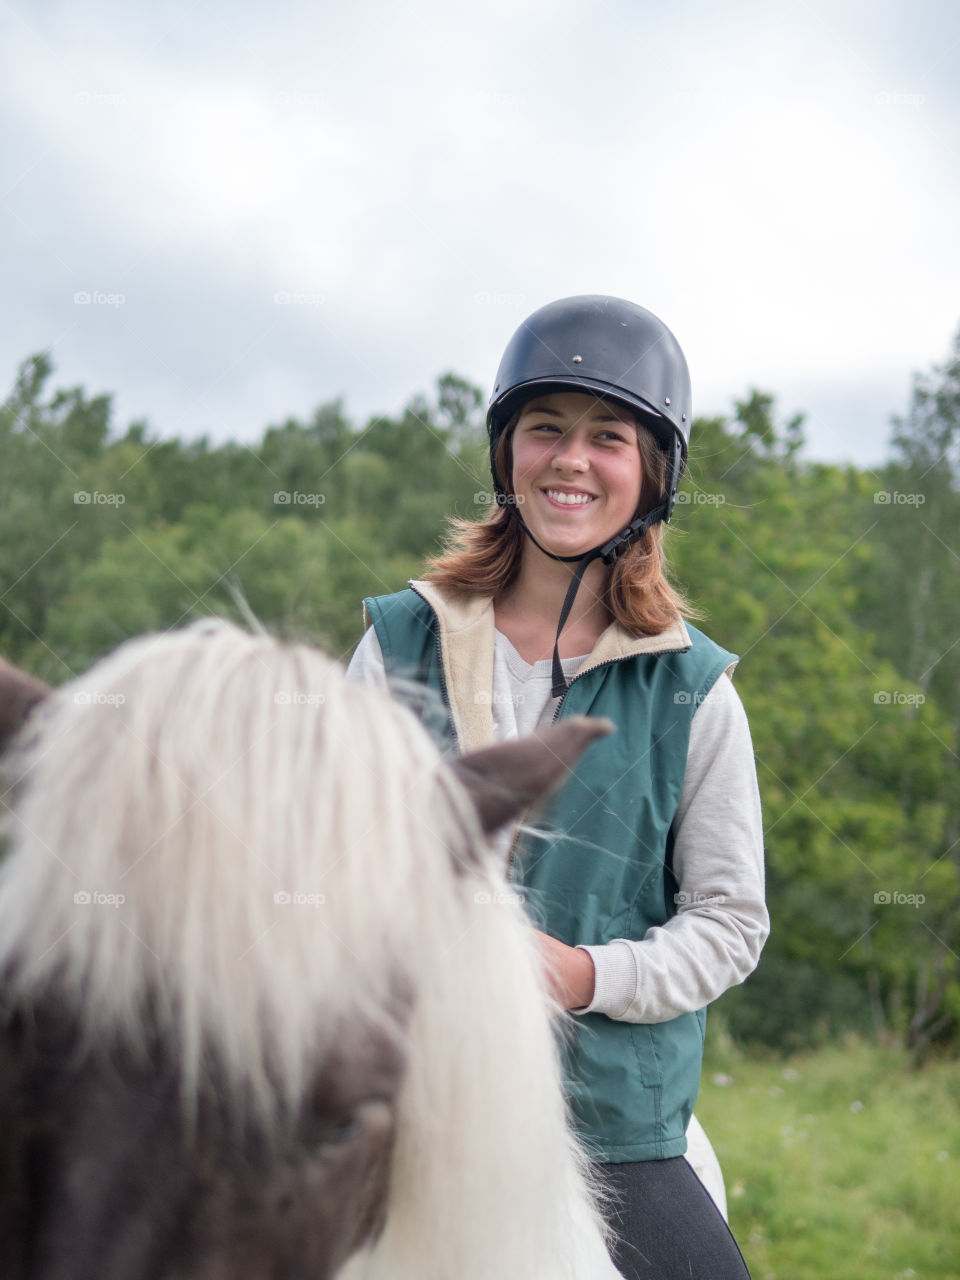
[509,391,643,560]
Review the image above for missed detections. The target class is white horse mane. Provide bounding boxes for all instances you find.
[0,620,618,1280]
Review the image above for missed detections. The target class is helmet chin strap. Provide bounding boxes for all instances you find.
[501,500,670,698]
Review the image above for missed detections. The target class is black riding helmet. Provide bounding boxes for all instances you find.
[486,295,692,696]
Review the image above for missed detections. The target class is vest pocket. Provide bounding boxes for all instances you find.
[629,1021,664,1087]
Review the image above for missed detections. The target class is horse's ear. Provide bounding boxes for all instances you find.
[0,657,51,754]
[449,715,614,837]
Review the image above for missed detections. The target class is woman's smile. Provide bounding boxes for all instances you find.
[540,486,597,509]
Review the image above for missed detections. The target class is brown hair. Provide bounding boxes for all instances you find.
[425,413,700,637]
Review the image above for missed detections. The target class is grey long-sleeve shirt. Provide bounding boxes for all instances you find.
[346,625,768,1024]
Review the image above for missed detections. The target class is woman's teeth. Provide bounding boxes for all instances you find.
[545,490,594,505]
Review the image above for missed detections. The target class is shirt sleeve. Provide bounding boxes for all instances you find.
[343,623,389,693]
[574,672,769,1023]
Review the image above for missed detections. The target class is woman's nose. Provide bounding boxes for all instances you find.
[552,434,589,472]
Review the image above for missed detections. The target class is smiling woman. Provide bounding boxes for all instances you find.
[347,295,768,1280]
[493,387,681,667]
[510,393,644,561]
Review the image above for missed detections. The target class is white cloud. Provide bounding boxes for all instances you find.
[1,0,957,464]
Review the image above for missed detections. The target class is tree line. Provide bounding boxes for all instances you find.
[2,340,959,1057]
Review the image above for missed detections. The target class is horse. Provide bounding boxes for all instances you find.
[0,621,623,1279]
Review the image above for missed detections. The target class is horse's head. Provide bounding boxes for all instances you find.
[0,625,618,1280]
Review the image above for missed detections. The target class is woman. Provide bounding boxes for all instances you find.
[346,295,767,1278]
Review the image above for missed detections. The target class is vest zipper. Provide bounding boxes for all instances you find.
[548,647,690,723]
[434,629,459,751]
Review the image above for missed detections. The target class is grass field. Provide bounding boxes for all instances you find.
[696,1036,960,1279]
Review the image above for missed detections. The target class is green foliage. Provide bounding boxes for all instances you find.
[2,342,959,1054]
[0,358,478,676]
[698,1038,960,1277]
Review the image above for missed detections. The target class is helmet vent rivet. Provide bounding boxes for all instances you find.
[664,396,671,406]
[682,413,687,421]
[572,354,583,364]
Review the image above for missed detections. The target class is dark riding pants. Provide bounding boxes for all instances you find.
[594,1157,751,1279]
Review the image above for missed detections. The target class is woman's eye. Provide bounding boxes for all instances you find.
[524,423,627,442]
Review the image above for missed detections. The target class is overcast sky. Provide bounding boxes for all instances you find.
[2,0,958,466]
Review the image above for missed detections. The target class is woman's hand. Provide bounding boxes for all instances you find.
[534,930,596,1011]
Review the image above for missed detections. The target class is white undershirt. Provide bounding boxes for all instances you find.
[346,625,768,1024]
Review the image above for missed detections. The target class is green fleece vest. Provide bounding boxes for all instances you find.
[363,588,736,1163]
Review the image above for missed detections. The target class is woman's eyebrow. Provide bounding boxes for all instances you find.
[522,404,628,423]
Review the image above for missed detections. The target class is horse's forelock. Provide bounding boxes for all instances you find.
[0,622,468,1126]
